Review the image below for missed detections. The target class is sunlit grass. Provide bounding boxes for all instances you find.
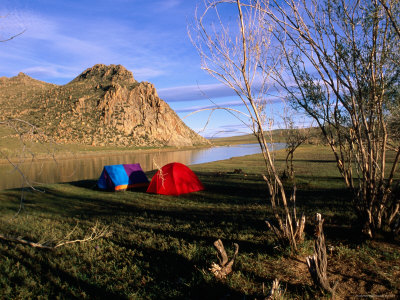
[0,145,399,299]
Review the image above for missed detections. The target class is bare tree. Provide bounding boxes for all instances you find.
[378,0,400,37]
[266,0,400,237]
[281,110,310,179]
[190,0,305,251]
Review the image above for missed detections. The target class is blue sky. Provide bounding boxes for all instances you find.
[0,0,294,138]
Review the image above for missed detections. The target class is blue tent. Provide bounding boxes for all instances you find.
[98,164,149,191]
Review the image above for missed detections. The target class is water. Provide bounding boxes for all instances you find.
[0,143,286,190]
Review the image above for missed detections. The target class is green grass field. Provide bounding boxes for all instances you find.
[0,145,399,299]
[209,130,286,145]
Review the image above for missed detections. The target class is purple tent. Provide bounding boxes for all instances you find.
[98,163,149,191]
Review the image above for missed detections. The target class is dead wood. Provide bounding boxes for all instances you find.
[263,178,305,251]
[265,278,282,299]
[393,216,400,236]
[210,239,239,279]
[265,213,305,250]
[0,233,54,249]
[0,221,112,250]
[294,214,306,243]
[306,213,337,296]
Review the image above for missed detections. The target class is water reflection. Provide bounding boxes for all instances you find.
[0,143,285,190]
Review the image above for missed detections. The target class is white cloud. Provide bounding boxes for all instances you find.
[132,67,165,79]
[175,100,244,113]
[198,123,253,138]
[21,65,76,79]
[156,0,182,10]
[157,80,287,103]
[158,83,237,101]
[0,8,28,40]
[0,9,177,83]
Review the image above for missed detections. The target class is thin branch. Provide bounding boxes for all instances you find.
[0,221,112,250]
[0,29,26,42]
[378,0,400,38]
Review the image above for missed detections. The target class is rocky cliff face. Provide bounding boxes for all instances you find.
[0,64,209,147]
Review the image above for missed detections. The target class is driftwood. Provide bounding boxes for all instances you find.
[210,239,239,279]
[306,213,337,296]
[0,221,112,250]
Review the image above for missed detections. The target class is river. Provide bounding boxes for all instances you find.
[0,143,286,190]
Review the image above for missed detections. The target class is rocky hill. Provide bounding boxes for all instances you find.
[0,64,209,147]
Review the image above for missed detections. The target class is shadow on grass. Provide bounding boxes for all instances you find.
[68,179,150,194]
[68,179,98,190]
[125,221,275,257]
[2,171,399,298]
[236,267,316,299]
[0,242,124,299]
[113,239,247,299]
[1,171,361,243]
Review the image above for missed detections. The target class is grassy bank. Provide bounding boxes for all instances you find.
[0,125,213,162]
[0,127,287,161]
[0,134,212,165]
[0,145,399,299]
[209,130,287,145]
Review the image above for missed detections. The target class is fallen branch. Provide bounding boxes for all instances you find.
[0,221,112,250]
[54,221,112,248]
[0,233,54,249]
[210,239,239,279]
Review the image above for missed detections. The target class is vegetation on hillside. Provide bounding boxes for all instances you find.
[0,64,208,148]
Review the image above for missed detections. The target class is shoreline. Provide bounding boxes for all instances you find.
[0,133,268,165]
[0,133,266,165]
[0,137,284,165]
[0,141,269,190]
[0,143,217,165]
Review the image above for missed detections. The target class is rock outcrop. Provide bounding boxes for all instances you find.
[0,64,209,147]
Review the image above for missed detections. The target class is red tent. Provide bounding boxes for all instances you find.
[146,162,204,196]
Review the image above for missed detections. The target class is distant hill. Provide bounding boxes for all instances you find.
[210,129,289,145]
[210,128,323,146]
[0,64,209,147]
